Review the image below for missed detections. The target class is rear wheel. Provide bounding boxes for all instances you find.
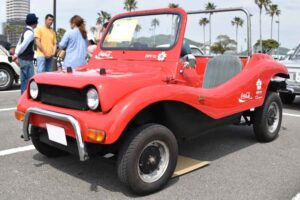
[31,126,68,157]
[253,92,282,142]
[0,65,14,91]
[117,124,178,195]
[279,93,295,104]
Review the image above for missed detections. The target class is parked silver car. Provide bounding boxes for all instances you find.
[0,45,20,90]
[280,44,300,104]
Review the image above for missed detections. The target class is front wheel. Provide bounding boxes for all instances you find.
[253,92,283,142]
[117,124,178,195]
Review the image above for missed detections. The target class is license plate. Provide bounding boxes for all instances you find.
[46,124,67,146]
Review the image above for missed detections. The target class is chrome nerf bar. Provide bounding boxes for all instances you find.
[23,107,89,161]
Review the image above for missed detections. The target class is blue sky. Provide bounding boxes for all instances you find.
[0,0,299,49]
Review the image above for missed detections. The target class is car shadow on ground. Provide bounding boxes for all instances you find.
[283,97,300,111]
[3,84,20,91]
[31,125,258,197]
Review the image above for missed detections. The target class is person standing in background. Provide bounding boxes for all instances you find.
[35,14,57,73]
[12,13,38,94]
[59,15,88,69]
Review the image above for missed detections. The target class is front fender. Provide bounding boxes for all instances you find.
[106,85,201,143]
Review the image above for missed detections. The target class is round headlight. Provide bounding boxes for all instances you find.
[29,81,39,99]
[87,88,99,110]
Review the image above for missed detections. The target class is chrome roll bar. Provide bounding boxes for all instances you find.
[187,7,252,56]
[23,107,89,161]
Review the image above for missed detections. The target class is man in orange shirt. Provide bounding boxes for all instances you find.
[35,14,57,73]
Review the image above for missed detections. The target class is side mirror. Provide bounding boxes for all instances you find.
[180,54,197,74]
[8,56,12,63]
[183,54,197,68]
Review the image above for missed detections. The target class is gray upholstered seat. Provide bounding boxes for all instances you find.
[202,55,242,88]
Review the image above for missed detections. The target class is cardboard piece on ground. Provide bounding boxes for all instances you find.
[172,156,210,178]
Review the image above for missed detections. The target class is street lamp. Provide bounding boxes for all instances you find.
[275,20,280,46]
[275,19,280,55]
[53,0,56,31]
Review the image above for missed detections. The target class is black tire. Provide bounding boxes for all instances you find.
[279,93,295,104]
[253,92,283,142]
[0,65,14,91]
[30,126,68,157]
[117,124,178,195]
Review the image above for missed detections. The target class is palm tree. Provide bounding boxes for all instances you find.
[4,24,14,42]
[231,17,244,52]
[267,4,281,39]
[96,11,111,25]
[151,18,160,45]
[168,3,179,8]
[205,2,217,48]
[199,17,209,46]
[168,3,180,41]
[90,26,97,36]
[124,0,138,12]
[255,0,272,52]
[15,26,24,34]
[134,24,142,38]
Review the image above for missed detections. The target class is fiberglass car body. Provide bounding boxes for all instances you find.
[16,8,288,195]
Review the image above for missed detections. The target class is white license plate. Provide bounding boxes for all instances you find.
[46,124,67,146]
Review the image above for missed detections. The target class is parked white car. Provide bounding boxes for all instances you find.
[190,44,204,56]
[280,44,300,104]
[0,45,20,90]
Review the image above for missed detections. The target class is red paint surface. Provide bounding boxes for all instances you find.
[17,8,288,144]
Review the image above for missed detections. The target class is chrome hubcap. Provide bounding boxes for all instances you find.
[267,102,280,133]
[138,140,170,183]
[0,70,10,87]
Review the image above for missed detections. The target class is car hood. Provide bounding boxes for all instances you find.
[33,67,165,112]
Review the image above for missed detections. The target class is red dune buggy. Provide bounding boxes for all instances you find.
[16,8,288,194]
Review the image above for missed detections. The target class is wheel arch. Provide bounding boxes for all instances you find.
[0,62,18,77]
[112,100,240,145]
[267,73,289,92]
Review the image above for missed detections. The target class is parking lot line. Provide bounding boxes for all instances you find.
[0,107,16,112]
[0,145,34,156]
[283,113,300,118]
[0,112,298,158]
[0,90,20,94]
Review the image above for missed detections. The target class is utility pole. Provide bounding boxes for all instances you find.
[53,0,56,31]
[275,19,280,55]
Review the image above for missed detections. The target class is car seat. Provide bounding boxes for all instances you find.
[202,55,242,88]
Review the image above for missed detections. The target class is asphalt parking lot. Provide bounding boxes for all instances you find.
[1,87,300,200]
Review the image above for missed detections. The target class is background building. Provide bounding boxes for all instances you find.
[4,0,30,47]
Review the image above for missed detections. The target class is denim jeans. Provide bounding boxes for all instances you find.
[37,57,54,73]
[19,59,34,94]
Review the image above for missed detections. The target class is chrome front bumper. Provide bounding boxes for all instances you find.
[23,107,89,161]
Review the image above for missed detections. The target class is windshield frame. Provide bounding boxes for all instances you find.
[100,11,182,51]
